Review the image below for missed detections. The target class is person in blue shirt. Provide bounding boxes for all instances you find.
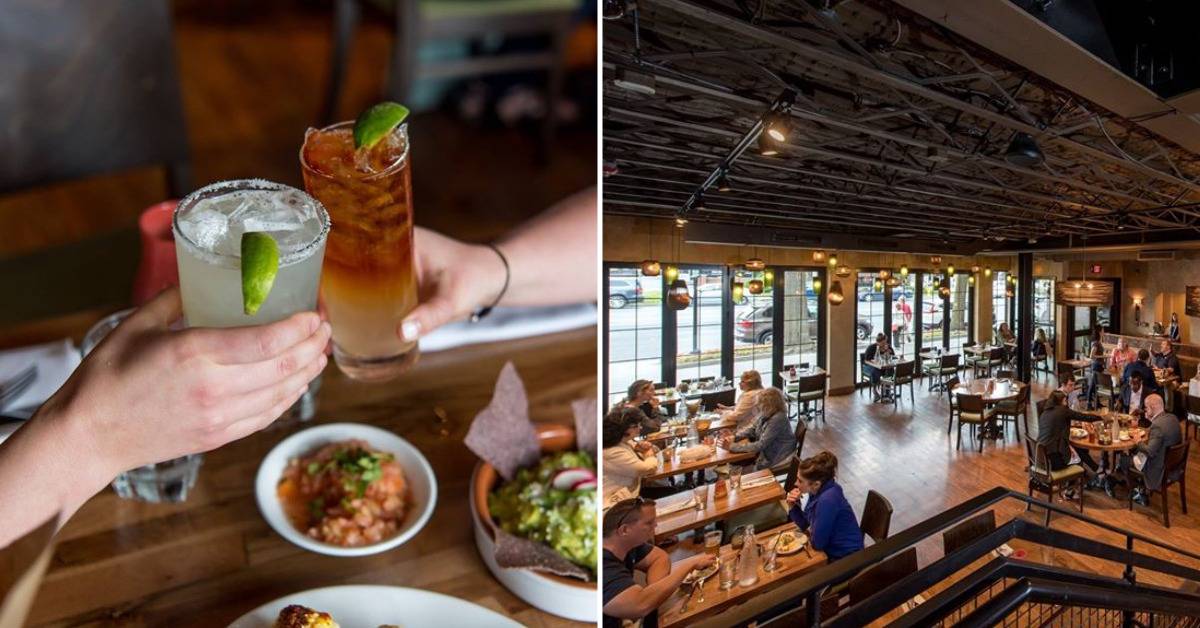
[1121,349,1158,393]
[785,451,864,561]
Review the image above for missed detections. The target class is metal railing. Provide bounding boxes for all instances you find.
[692,487,1200,627]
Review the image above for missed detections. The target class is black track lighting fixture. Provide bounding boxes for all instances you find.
[758,132,780,156]
[602,0,627,20]
[763,112,790,142]
[1005,132,1044,167]
[692,194,705,211]
[715,171,732,192]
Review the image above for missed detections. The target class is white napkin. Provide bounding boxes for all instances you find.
[0,339,80,414]
[656,497,697,517]
[418,303,596,353]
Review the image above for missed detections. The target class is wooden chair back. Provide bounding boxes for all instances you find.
[942,510,996,555]
[957,393,985,414]
[847,547,918,606]
[860,490,894,545]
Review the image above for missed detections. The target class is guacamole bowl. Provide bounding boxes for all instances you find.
[470,423,596,622]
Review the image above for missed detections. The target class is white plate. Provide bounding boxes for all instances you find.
[255,423,437,557]
[227,584,520,627]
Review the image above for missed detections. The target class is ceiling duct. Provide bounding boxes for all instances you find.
[1137,249,1177,261]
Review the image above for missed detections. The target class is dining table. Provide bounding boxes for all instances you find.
[644,444,756,482]
[657,522,827,626]
[644,415,737,444]
[0,308,596,627]
[864,358,903,403]
[952,378,1024,440]
[654,469,786,543]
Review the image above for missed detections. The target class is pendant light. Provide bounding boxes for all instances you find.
[812,250,826,264]
[828,253,838,268]
[930,255,942,268]
[886,275,901,288]
[748,279,765,294]
[947,264,956,275]
[900,263,909,277]
[828,280,845,305]
[835,265,853,278]
[813,277,823,293]
[665,227,688,310]
[879,268,891,280]
[1005,132,1044,167]
[873,277,884,292]
[665,265,679,283]
[968,274,976,286]
[640,220,660,276]
[732,281,745,303]
[745,246,766,272]
[984,266,992,278]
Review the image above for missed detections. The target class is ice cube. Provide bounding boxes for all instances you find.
[182,208,228,250]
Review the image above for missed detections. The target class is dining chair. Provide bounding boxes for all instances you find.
[993,384,1028,441]
[796,373,827,422]
[1127,441,1189,528]
[955,394,992,452]
[882,361,915,405]
[859,490,894,545]
[1024,436,1084,525]
[858,352,873,396]
[1186,395,1200,441]
[944,376,961,434]
[995,369,1015,380]
[942,510,996,556]
[847,547,917,606]
[1095,372,1117,410]
[777,420,808,490]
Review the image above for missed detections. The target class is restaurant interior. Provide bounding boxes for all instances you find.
[602,0,1200,624]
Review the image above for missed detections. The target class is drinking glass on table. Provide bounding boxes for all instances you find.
[704,531,722,557]
[693,485,707,510]
[730,466,743,491]
[300,119,418,381]
[719,556,737,590]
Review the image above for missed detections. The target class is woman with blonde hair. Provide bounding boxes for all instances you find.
[717,369,765,427]
[785,451,864,561]
[718,387,793,470]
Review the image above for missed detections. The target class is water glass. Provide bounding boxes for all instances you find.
[83,310,203,503]
[719,556,737,590]
[730,467,743,491]
[693,484,707,510]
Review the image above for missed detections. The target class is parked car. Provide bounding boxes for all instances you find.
[608,277,643,309]
[736,302,872,344]
[859,288,915,302]
[696,281,746,305]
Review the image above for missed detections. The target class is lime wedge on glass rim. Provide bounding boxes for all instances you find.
[353,101,410,150]
[241,232,279,316]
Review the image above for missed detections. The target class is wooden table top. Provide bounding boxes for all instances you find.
[644,416,736,444]
[964,345,1006,356]
[1061,358,1091,370]
[645,445,755,482]
[658,523,826,627]
[11,311,597,627]
[654,470,785,543]
[952,379,1023,402]
[1069,424,1147,452]
[864,358,905,370]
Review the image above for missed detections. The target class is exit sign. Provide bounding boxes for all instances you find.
[1090,264,1102,274]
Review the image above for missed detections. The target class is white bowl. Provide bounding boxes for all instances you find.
[255,422,437,557]
[227,584,520,627]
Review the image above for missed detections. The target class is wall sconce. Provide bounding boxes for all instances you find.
[1133,297,1143,325]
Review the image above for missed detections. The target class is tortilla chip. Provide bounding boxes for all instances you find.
[572,398,598,455]
[494,529,590,580]
[465,362,541,480]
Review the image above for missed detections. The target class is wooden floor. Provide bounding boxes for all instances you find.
[799,371,1200,600]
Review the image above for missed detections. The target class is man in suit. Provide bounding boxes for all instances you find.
[1037,390,1102,495]
[1117,372,1147,419]
[1121,394,1183,506]
[1121,348,1158,393]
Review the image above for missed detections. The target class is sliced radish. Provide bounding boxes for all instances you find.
[572,479,597,491]
[552,468,594,490]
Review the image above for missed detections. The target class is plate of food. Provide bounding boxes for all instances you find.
[468,363,597,622]
[1069,427,1089,440]
[682,559,720,585]
[227,584,520,627]
[255,423,436,557]
[772,530,808,555]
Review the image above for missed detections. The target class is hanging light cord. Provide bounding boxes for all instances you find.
[471,243,510,322]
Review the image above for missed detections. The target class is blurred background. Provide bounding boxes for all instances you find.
[0,0,596,330]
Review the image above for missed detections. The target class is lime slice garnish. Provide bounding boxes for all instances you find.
[241,232,279,316]
[353,101,410,150]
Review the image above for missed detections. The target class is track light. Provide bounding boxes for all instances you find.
[763,112,790,142]
[1005,132,1044,167]
[758,132,780,156]
[716,172,732,192]
[602,0,627,20]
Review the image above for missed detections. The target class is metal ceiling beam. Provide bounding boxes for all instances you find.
[649,0,1200,199]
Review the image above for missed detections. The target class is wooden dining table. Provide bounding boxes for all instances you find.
[654,469,785,543]
[952,378,1023,403]
[0,309,596,627]
[644,415,737,444]
[644,445,755,482]
[657,522,827,626]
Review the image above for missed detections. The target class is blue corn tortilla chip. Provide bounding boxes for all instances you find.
[465,362,540,480]
[494,529,590,580]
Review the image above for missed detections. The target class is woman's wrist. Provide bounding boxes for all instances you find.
[467,242,510,313]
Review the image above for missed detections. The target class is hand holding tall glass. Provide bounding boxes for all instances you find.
[300,118,419,381]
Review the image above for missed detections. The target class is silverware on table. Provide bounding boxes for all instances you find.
[0,365,37,411]
[681,580,700,613]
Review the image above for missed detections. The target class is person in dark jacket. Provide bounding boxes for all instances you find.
[1117,372,1148,419]
[1037,390,1103,495]
[1121,349,1158,393]
[1121,394,1184,506]
[624,379,664,435]
[785,451,864,561]
[1152,339,1182,379]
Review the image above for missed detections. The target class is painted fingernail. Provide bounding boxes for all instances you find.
[400,319,421,341]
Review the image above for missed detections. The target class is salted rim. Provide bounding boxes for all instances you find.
[299,120,410,182]
[172,178,331,268]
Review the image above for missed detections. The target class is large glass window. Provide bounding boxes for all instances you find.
[675,266,725,384]
[606,266,663,407]
[856,272,886,381]
[733,268,773,387]
[948,273,973,355]
[1033,278,1056,355]
[782,270,820,373]
[891,274,917,358]
[921,272,945,353]
[992,271,1011,334]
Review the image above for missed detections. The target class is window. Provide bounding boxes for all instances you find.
[605,266,663,407]
[992,271,1011,334]
[1034,277,1055,358]
[921,272,945,352]
[947,273,973,355]
[782,270,821,373]
[856,272,886,381]
[675,266,725,384]
[891,274,917,359]
[733,268,773,387]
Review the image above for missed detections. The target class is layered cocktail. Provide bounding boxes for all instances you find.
[300,119,419,381]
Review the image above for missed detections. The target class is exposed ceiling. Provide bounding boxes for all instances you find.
[601,0,1200,254]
